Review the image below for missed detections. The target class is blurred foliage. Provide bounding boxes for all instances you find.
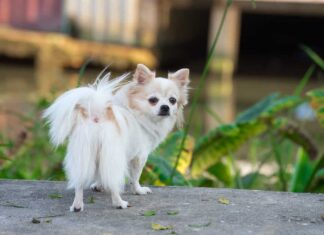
[0,0,323,193]
[307,88,324,127]
[140,87,323,193]
[0,98,65,180]
[140,44,324,192]
[0,74,323,192]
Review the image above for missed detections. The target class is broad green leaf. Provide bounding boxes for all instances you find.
[207,160,233,186]
[122,131,193,186]
[262,96,301,117]
[192,94,303,178]
[191,121,268,177]
[147,156,188,185]
[236,94,301,123]
[241,172,262,189]
[236,93,279,123]
[307,154,324,192]
[217,124,240,136]
[150,131,194,175]
[289,148,314,192]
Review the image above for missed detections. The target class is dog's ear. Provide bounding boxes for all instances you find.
[169,68,190,107]
[168,68,190,88]
[133,64,155,85]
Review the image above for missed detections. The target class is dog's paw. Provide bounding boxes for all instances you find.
[70,202,84,212]
[114,200,129,209]
[90,183,103,192]
[134,186,152,195]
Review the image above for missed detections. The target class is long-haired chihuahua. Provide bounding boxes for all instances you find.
[44,64,190,211]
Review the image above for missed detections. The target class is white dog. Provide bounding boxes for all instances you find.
[44,64,190,211]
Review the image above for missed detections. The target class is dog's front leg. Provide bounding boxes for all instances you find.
[111,190,129,209]
[70,186,84,212]
[129,157,152,195]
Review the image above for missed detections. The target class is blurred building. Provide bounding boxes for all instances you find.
[0,0,63,32]
[1,0,323,69]
[0,0,159,46]
[0,0,323,134]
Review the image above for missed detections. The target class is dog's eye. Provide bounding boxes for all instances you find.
[169,97,177,105]
[148,97,159,105]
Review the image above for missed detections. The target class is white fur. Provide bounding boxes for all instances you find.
[43,64,189,211]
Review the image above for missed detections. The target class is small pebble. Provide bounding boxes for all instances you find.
[31,218,40,224]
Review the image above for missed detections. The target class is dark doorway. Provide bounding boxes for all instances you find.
[157,7,211,72]
[236,13,324,78]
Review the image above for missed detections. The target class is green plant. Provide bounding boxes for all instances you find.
[307,88,324,126]
[0,98,66,180]
[141,43,324,192]
[289,148,322,192]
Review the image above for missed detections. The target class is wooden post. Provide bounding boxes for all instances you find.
[205,1,241,129]
[35,45,64,96]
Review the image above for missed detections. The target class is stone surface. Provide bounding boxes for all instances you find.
[0,180,323,235]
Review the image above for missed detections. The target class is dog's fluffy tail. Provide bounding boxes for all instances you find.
[43,72,129,147]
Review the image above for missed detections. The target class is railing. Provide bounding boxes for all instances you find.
[0,0,158,47]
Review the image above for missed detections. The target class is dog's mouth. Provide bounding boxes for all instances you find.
[158,112,170,117]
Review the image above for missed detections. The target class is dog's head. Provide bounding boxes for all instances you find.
[128,64,190,127]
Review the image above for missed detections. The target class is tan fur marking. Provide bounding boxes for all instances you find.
[75,104,88,118]
[128,85,145,111]
[106,106,120,132]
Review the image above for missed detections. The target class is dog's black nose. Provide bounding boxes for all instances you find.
[160,105,170,112]
[159,105,170,116]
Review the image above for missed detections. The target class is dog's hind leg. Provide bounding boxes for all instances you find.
[99,148,128,208]
[64,125,97,212]
[99,119,128,209]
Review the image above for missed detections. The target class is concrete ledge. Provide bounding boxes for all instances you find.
[0,180,323,235]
